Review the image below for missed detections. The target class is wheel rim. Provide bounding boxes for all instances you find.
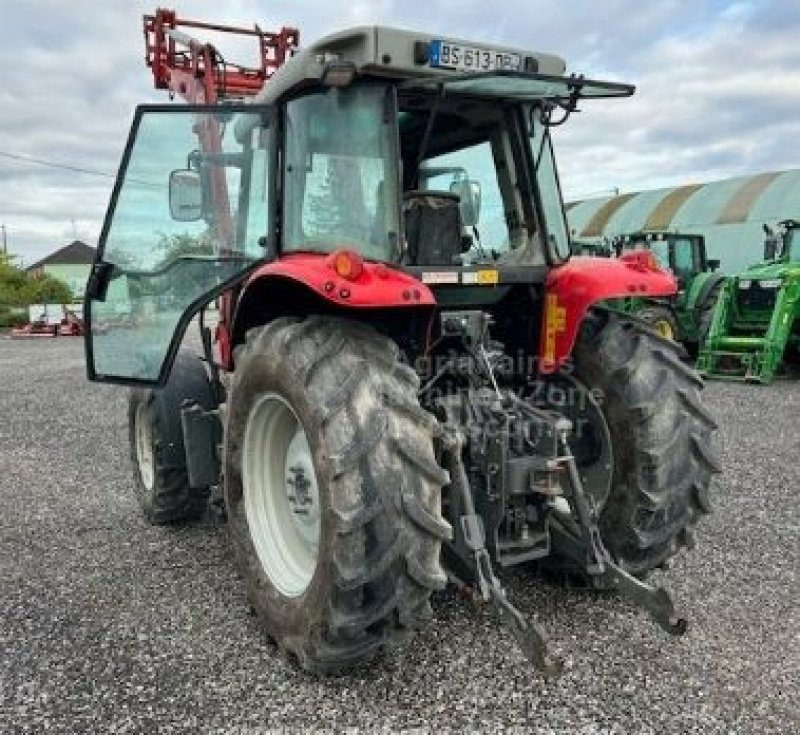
[134,403,155,491]
[653,319,675,340]
[540,374,614,509]
[242,393,320,598]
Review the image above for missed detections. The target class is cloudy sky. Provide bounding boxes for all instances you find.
[1,0,798,264]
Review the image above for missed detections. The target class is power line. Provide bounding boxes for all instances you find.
[0,149,160,189]
[0,149,119,180]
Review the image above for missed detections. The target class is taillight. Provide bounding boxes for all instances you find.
[327,249,364,281]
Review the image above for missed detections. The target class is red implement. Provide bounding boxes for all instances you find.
[143,8,299,103]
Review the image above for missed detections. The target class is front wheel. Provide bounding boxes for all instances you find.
[224,317,451,673]
[128,353,215,525]
[697,281,723,347]
[634,305,679,342]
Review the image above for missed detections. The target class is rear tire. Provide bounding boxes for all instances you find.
[224,316,451,673]
[566,309,719,576]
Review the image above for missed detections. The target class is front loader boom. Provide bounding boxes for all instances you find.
[143,8,298,102]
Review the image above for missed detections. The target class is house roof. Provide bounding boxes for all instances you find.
[26,241,96,271]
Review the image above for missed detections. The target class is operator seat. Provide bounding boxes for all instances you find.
[403,190,463,266]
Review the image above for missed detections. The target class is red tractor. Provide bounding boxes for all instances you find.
[84,12,719,674]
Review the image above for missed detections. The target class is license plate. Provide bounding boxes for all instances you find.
[429,39,521,73]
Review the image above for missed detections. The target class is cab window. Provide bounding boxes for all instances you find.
[419,140,511,257]
[672,237,696,282]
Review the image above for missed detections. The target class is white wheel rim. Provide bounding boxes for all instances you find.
[242,393,320,598]
[134,403,155,491]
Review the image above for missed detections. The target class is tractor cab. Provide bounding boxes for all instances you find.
[84,26,640,384]
[764,220,800,263]
[612,231,716,290]
[608,231,724,347]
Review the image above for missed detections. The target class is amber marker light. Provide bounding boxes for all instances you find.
[327,249,364,281]
[621,250,660,273]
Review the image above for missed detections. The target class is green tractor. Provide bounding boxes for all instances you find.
[570,238,611,257]
[698,220,800,383]
[609,231,725,351]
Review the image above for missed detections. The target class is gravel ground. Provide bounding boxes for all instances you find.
[0,337,798,734]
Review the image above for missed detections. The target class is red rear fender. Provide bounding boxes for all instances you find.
[244,253,435,308]
[218,253,434,369]
[539,253,677,373]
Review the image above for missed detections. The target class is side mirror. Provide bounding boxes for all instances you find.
[169,169,203,222]
[450,179,482,228]
[708,258,721,272]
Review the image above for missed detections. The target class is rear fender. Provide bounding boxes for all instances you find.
[539,254,677,373]
[223,253,435,368]
[245,253,435,308]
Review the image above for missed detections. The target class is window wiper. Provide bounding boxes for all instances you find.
[410,84,446,189]
[118,253,253,278]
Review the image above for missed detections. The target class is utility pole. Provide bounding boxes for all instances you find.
[1,223,7,255]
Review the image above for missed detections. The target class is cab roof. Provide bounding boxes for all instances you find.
[254,25,569,104]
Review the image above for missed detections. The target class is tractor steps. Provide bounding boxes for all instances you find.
[697,348,770,383]
[713,336,767,351]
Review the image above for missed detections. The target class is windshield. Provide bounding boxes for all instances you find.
[649,239,670,270]
[400,96,558,266]
[418,137,518,261]
[283,85,400,261]
[672,236,697,281]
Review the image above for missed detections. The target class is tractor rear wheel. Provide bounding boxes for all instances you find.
[634,305,679,342]
[556,309,719,576]
[224,316,450,673]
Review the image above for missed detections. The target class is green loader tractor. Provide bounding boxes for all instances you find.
[610,231,725,351]
[698,220,800,383]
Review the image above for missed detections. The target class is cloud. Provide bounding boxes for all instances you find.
[557,0,800,198]
[0,0,797,263]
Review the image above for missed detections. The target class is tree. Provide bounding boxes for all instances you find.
[0,254,72,307]
[24,274,73,304]
[0,254,28,306]
[157,231,215,263]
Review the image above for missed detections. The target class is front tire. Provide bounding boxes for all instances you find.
[697,281,723,347]
[224,317,451,673]
[128,353,215,525]
[634,305,679,342]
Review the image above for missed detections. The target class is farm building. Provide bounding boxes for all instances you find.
[26,241,96,298]
[566,169,800,274]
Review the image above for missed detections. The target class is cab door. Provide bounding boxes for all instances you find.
[84,104,274,385]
